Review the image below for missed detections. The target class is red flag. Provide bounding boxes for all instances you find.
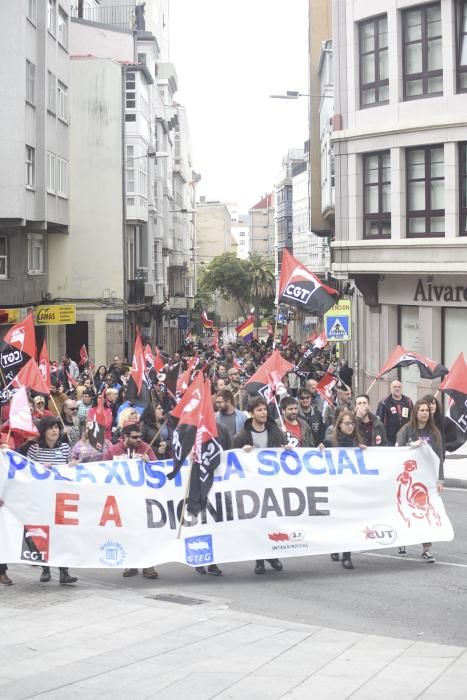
[12,358,50,394]
[201,310,214,329]
[1,312,36,359]
[66,370,78,388]
[313,330,327,349]
[79,344,89,366]
[316,372,339,408]
[278,249,339,316]
[212,328,220,354]
[377,345,448,380]
[168,371,205,479]
[244,349,294,397]
[130,333,145,395]
[185,330,193,344]
[176,356,199,396]
[38,341,51,389]
[280,325,289,347]
[7,385,39,438]
[153,346,165,373]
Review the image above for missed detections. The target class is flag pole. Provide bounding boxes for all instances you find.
[365,377,378,394]
[143,418,168,455]
[177,457,194,539]
[49,393,72,443]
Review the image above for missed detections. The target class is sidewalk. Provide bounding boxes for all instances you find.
[1,566,466,699]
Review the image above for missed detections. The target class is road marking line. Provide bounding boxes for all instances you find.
[363,552,467,568]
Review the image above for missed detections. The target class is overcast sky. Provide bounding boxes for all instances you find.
[169,0,309,214]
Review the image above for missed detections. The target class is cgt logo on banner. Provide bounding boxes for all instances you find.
[0,444,454,568]
[21,525,50,562]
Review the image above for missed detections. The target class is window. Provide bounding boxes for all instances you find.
[25,146,35,188]
[363,151,391,237]
[47,152,56,193]
[359,15,389,107]
[126,146,135,193]
[402,3,443,99]
[26,60,35,105]
[57,81,68,121]
[459,143,467,234]
[138,155,147,198]
[0,236,8,278]
[27,0,36,24]
[27,234,45,274]
[126,71,136,109]
[58,6,68,48]
[407,146,444,236]
[457,1,467,91]
[125,114,136,122]
[136,226,148,268]
[56,157,68,196]
[47,0,56,35]
[137,53,147,65]
[47,72,56,112]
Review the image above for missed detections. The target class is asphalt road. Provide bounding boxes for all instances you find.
[44,488,467,648]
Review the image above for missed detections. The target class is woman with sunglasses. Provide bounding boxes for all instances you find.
[323,409,367,570]
[26,417,78,585]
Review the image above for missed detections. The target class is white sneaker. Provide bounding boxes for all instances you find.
[421,551,435,563]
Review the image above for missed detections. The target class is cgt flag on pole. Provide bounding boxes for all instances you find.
[278,249,339,316]
[377,345,448,380]
[439,352,467,452]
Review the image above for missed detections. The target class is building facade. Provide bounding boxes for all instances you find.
[249,193,275,256]
[0,0,70,343]
[332,0,467,399]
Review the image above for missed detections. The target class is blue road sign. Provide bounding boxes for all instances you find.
[325,315,350,341]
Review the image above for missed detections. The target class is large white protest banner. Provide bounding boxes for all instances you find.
[0,444,453,568]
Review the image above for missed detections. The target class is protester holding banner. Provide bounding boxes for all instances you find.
[24,417,78,585]
[324,408,367,570]
[60,399,81,447]
[422,393,446,463]
[279,396,314,448]
[396,398,443,562]
[233,396,287,575]
[297,389,325,446]
[102,422,156,461]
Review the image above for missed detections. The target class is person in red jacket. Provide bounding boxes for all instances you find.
[102,422,156,461]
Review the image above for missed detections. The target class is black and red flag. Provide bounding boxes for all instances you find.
[12,358,50,395]
[0,312,37,393]
[168,371,204,479]
[439,352,467,452]
[187,378,222,516]
[87,393,107,451]
[278,249,339,316]
[176,356,199,396]
[377,345,448,380]
[244,349,294,399]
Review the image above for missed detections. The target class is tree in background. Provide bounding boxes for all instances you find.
[199,252,252,317]
[246,252,276,318]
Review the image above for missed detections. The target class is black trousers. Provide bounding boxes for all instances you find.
[0,564,7,575]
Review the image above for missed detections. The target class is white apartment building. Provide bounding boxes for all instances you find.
[332,0,467,399]
[0,0,70,339]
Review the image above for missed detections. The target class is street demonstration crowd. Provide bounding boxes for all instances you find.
[0,336,445,587]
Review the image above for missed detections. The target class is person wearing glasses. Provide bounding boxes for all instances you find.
[323,409,367,570]
[102,422,156,461]
[225,367,245,409]
[60,399,81,447]
[26,417,78,585]
[32,395,53,422]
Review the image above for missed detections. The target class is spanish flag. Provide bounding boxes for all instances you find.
[236,316,255,343]
[201,310,214,329]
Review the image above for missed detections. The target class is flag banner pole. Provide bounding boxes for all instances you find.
[49,394,71,443]
[274,395,285,431]
[143,418,168,455]
[177,457,194,539]
[365,378,378,394]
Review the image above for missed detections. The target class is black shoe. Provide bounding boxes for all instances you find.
[195,566,207,574]
[267,558,283,571]
[330,553,340,562]
[40,568,51,583]
[254,560,265,575]
[59,570,78,585]
[207,564,223,576]
[342,558,354,570]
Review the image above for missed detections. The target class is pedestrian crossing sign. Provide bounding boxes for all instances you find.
[325,314,350,341]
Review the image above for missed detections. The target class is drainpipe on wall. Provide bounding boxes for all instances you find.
[121,64,129,360]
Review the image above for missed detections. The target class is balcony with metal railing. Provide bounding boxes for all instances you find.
[70,4,135,31]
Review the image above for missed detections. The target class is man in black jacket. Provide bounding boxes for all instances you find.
[376,380,413,446]
[297,389,325,446]
[232,397,288,575]
[355,394,387,446]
